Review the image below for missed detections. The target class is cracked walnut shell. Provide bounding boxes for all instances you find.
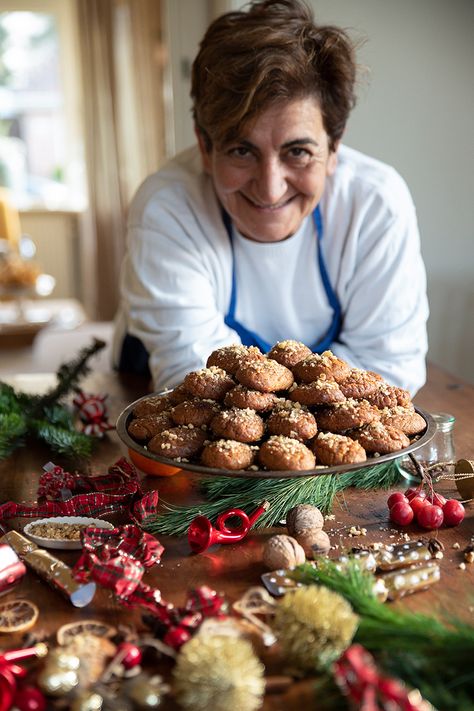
[262,534,306,570]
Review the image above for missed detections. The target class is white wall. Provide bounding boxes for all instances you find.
[307,0,474,383]
[167,0,474,383]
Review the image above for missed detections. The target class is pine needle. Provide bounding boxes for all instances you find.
[143,461,401,537]
[0,411,27,458]
[0,339,106,461]
[294,560,474,708]
[32,420,93,459]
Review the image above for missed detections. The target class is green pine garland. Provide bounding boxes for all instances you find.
[293,559,474,710]
[0,339,106,461]
[143,459,401,536]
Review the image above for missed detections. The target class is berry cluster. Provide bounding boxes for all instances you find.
[388,484,465,530]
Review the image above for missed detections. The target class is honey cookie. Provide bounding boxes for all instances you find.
[379,406,426,435]
[293,350,351,384]
[267,401,317,442]
[168,383,192,405]
[170,398,221,427]
[206,344,263,375]
[316,399,380,432]
[338,368,380,400]
[351,421,410,454]
[289,375,346,406]
[267,340,312,369]
[235,358,294,393]
[258,435,315,471]
[128,412,174,442]
[311,432,366,466]
[224,384,279,412]
[365,383,412,410]
[132,394,172,418]
[183,366,235,401]
[210,407,264,443]
[148,426,207,460]
[201,439,256,470]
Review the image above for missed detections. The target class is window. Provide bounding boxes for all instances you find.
[0,1,86,210]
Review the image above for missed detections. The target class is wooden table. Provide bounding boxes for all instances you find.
[1,362,473,708]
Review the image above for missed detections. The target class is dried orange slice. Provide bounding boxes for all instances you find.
[57,619,117,646]
[0,599,39,633]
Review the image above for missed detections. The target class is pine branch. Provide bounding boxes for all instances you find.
[31,419,93,459]
[142,461,401,537]
[0,411,28,458]
[32,338,106,413]
[0,339,106,462]
[293,560,474,708]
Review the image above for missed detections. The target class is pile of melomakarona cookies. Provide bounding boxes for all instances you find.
[126,342,426,471]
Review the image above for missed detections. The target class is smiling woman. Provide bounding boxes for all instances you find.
[199,99,337,243]
[113,0,428,396]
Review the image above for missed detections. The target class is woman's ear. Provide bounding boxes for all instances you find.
[195,126,212,173]
[326,141,340,176]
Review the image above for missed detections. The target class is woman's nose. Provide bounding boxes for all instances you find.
[254,157,288,205]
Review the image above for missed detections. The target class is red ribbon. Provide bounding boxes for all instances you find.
[334,644,433,711]
[0,458,143,521]
[72,513,226,649]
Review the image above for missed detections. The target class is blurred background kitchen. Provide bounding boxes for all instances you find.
[0,0,472,382]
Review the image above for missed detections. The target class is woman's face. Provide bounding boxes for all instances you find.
[198,97,338,243]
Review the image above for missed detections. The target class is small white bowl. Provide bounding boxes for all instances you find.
[23,516,115,550]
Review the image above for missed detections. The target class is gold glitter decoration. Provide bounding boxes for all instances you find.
[273,586,358,671]
[173,634,265,711]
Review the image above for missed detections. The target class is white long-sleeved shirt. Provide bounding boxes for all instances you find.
[113,144,428,394]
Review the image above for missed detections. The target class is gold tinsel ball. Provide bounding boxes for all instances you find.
[173,634,265,711]
[273,586,358,672]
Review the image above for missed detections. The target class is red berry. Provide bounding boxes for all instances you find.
[409,496,427,515]
[405,487,426,501]
[430,492,447,507]
[116,641,142,669]
[387,492,408,509]
[417,503,444,530]
[442,499,465,526]
[390,501,414,526]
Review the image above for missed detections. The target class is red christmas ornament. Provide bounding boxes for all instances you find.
[188,501,270,553]
[115,641,143,670]
[0,645,47,711]
[73,390,115,437]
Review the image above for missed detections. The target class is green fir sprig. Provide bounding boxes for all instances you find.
[293,559,474,710]
[0,339,106,461]
[143,460,401,536]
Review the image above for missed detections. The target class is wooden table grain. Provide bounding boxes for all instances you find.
[1,363,473,708]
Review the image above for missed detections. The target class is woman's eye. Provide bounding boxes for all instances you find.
[287,147,311,161]
[228,146,251,158]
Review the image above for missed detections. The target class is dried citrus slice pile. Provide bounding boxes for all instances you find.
[0,599,39,633]
[57,619,117,645]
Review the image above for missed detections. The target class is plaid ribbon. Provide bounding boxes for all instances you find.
[334,644,434,711]
[38,458,139,501]
[0,458,143,521]
[72,520,226,649]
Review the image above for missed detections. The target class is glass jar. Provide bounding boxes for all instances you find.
[399,412,456,483]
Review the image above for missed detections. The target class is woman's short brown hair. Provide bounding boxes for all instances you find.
[191,0,357,152]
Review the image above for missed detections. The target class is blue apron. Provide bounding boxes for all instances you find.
[117,205,342,376]
[222,205,342,353]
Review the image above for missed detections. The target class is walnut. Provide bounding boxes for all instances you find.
[286,504,324,537]
[262,534,306,570]
[295,529,331,558]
